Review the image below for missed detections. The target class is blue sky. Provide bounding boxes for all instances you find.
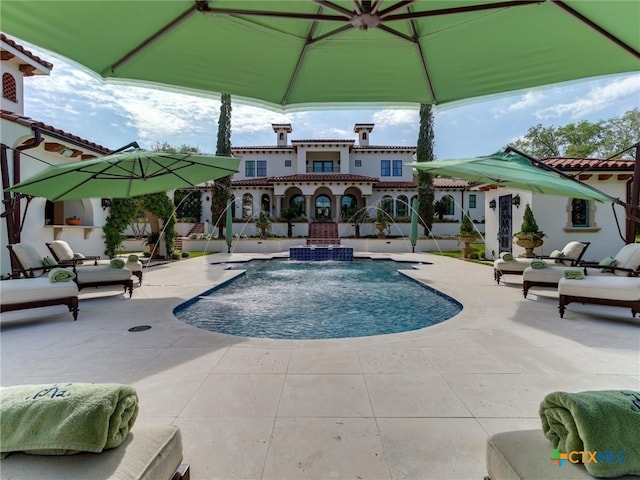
[20,42,640,160]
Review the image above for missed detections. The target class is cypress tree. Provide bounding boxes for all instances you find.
[416,103,435,235]
[211,93,233,237]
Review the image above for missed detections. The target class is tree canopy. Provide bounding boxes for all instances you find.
[510,108,639,159]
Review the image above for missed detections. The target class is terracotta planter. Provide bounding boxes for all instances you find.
[65,218,81,226]
[514,234,544,258]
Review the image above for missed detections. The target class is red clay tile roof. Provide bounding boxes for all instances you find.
[271,174,379,183]
[541,157,634,171]
[374,178,470,189]
[1,110,112,154]
[1,34,53,72]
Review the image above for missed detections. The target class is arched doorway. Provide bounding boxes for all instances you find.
[261,194,271,215]
[315,195,331,220]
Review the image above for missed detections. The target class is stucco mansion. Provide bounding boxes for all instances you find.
[222,123,480,232]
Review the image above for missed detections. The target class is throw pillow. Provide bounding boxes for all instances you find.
[598,256,617,273]
[549,249,566,264]
[42,256,58,267]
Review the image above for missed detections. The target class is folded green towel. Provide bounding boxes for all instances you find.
[499,252,514,261]
[540,390,640,477]
[42,256,58,267]
[110,258,125,268]
[127,254,139,262]
[0,383,138,458]
[563,269,584,280]
[48,268,76,283]
[530,260,547,269]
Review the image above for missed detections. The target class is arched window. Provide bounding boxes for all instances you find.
[2,73,17,103]
[341,194,358,219]
[315,195,331,219]
[261,194,271,215]
[381,195,393,216]
[396,195,408,217]
[444,195,455,215]
[242,193,253,219]
[290,194,305,216]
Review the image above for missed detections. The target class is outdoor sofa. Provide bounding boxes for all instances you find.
[0,276,79,320]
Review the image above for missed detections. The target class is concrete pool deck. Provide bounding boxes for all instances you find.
[1,252,638,479]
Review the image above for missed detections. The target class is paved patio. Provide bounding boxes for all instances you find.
[1,253,638,479]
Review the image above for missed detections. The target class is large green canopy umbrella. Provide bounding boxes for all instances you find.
[6,149,240,201]
[409,150,618,203]
[1,1,638,111]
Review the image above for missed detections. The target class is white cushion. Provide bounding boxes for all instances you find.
[11,243,47,276]
[558,276,640,302]
[1,277,78,305]
[494,258,534,273]
[49,240,75,261]
[561,241,586,260]
[74,266,132,283]
[614,243,640,276]
[0,424,183,480]
[523,265,572,283]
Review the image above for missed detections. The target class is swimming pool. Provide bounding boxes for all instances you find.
[174,260,462,339]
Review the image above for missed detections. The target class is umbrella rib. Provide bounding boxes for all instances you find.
[110,3,200,74]
[200,5,345,22]
[377,1,418,19]
[384,0,541,21]
[551,1,640,59]
[312,0,354,19]
[407,11,437,102]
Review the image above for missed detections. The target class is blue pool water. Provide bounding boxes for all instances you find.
[174,260,462,339]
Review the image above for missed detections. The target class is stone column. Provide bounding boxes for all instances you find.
[304,195,312,221]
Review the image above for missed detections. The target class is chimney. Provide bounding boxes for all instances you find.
[272,123,292,146]
[354,123,374,146]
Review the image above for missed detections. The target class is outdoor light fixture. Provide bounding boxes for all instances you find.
[512,195,521,208]
[59,148,74,157]
[101,198,112,210]
[489,199,496,210]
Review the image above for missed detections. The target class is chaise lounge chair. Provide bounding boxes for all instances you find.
[9,242,134,297]
[557,242,640,318]
[47,240,143,284]
[493,241,590,285]
[0,276,79,320]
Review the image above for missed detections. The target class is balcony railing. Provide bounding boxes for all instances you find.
[306,166,337,173]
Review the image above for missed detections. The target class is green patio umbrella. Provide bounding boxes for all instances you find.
[225,201,233,254]
[409,150,618,203]
[410,197,420,253]
[6,149,240,201]
[1,1,638,111]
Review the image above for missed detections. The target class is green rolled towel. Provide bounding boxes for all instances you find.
[563,268,584,280]
[127,254,139,262]
[0,383,139,458]
[48,267,75,283]
[530,260,546,269]
[540,390,640,477]
[110,258,125,268]
[499,252,514,261]
[73,252,86,264]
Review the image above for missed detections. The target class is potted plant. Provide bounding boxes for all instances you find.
[374,207,389,238]
[458,210,478,259]
[144,232,161,258]
[65,215,81,226]
[514,203,545,257]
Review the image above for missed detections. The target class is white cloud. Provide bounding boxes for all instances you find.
[373,109,418,127]
[535,75,640,120]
